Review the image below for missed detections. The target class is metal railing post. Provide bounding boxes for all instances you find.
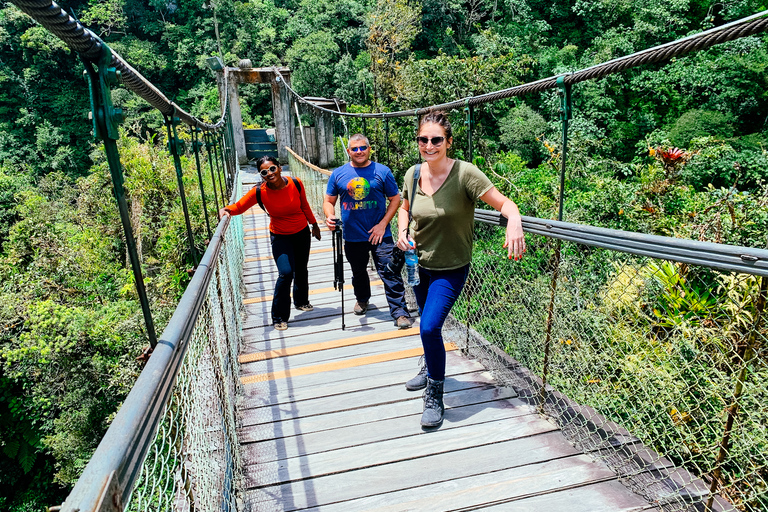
[414,112,420,164]
[385,118,390,168]
[539,77,572,409]
[706,275,768,510]
[193,127,212,240]
[465,101,473,162]
[204,132,221,213]
[165,112,199,267]
[213,131,227,206]
[82,43,157,349]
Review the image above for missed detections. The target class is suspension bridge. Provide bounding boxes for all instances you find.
[8,1,768,511]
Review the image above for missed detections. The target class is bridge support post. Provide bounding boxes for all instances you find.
[272,75,294,164]
[166,112,200,267]
[193,128,212,239]
[83,42,158,350]
[204,132,221,213]
[707,275,767,510]
[539,76,572,410]
[218,72,248,165]
[315,110,334,168]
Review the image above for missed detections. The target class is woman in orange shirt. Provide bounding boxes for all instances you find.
[220,156,321,330]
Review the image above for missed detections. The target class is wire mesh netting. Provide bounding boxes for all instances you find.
[442,220,768,512]
[126,186,246,511]
[291,152,767,511]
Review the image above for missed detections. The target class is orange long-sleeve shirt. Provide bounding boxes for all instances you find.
[225,178,317,235]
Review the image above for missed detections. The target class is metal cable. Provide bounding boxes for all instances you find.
[10,0,228,131]
[275,10,768,118]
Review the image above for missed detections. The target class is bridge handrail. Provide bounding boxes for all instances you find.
[61,215,233,511]
[475,210,768,278]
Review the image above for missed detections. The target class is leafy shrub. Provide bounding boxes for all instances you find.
[669,109,734,148]
[498,103,548,165]
[682,139,768,191]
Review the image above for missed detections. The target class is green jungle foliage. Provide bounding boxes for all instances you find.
[2,0,768,509]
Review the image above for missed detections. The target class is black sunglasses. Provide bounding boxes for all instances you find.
[349,145,369,153]
[259,165,278,177]
[416,136,445,146]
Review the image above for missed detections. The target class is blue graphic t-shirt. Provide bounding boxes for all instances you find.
[326,162,399,242]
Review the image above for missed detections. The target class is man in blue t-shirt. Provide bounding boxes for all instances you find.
[324,134,412,329]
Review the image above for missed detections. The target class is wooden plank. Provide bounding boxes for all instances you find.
[239,384,530,445]
[300,456,639,512]
[478,480,649,511]
[240,374,501,428]
[239,329,423,373]
[245,414,560,488]
[241,314,401,348]
[243,280,383,305]
[242,389,526,463]
[245,246,333,263]
[243,430,580,509]
[240,354,484,407]
[239,328,420,363]
[241,343,458,384]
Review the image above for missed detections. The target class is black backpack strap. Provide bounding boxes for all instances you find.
[256,183,268,215]
[406,164,421,234]
[291,176,303,195]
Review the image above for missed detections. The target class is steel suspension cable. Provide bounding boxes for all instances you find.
[10,0,229,131]
[273,9,768,119]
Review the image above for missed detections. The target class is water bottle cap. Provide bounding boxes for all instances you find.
[409,240,415,248]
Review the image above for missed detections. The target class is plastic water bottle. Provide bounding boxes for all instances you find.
[405,241,420,286]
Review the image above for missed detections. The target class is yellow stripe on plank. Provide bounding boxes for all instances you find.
[239,328,419,363]
[245,234,271,240]
[243,280,383,305]
[241,343,457,384]
[244,246,333,263]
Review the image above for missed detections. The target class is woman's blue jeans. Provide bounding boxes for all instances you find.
[270,226,311,323]
[412,264,469,381]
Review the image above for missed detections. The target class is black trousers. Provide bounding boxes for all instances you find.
[270,226,311,323]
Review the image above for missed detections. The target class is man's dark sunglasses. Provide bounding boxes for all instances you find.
[259,165,278,177]
[350,145,369,153]
[416,136,445,146]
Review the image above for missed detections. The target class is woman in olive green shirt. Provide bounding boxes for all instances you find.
[397,110,525,429]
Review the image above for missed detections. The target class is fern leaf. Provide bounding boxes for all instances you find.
[17,441,36,474]
[3,438,19,458]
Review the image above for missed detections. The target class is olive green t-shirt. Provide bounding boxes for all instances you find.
[402,160,493,270]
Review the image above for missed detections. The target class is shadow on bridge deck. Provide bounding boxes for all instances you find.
[234,174,652,512]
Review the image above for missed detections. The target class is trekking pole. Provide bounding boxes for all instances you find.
[332,220,346,330]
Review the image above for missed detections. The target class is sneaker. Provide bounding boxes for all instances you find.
[296,304,314,312]
[353,301,368,315]
[405,356,428,391]
[396,316,412,329]
[273,322,288,331]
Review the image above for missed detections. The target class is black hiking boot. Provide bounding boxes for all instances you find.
[420,377,445,429]
[405,356,428,391]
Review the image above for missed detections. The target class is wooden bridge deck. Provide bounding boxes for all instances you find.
[235,174,652,512]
